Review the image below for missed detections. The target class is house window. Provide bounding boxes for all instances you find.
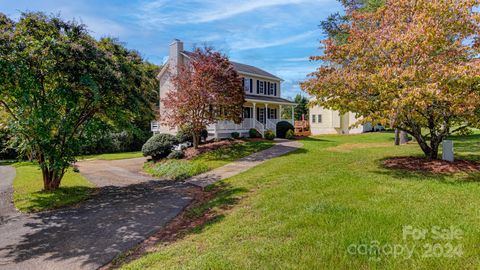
[312,114,316,123]
[258,81,264,94]
[269,82,274,95]
[268,108,277,119]
[243,77,252,93]
[243,107,252,118]
[318,114,322,123]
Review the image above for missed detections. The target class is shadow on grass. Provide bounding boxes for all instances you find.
[16,186,96,213]
[371,156,480,185]
[297,136,334,143]
[186,181,249,234]
[0,160,17,166]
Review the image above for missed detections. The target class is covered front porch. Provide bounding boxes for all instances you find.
[208,99,296,138]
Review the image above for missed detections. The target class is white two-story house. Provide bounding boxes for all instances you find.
[152,39,297,138]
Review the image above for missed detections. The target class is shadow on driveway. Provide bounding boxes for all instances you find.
[0,180,194,270]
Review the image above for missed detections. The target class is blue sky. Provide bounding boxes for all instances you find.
[0,0,343,99]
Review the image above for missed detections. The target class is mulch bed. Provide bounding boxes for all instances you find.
[383,157,480,174]
[103,186,218,269]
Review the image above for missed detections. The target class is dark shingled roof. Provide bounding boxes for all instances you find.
[182,51,282,80]
[245,94,296,105]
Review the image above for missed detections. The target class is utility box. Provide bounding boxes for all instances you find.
[442,140,454,162]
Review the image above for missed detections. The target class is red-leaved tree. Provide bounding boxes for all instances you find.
[161,47,244,148]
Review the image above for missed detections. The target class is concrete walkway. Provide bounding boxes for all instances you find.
[186,139,303,188]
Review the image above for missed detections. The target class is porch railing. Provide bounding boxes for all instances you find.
[266,119,279,134]
[253,120,263,136]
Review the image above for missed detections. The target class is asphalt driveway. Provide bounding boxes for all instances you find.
[0,160,194,270]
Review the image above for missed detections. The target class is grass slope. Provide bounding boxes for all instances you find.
[13,163,95,212]
[144,141,274,180]
[124,133,480,269]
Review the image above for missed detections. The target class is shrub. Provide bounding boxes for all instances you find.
[176,126,193,143]
[231,132,240,139]
[167,150,184,159]
[142,133,178,160]
[265,130,275,140]
[285,129,295,140]
[276,121,294,138]
[249,128,262,138]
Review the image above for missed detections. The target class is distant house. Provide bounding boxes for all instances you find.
[309,103,373,135]
[152,39,296,138]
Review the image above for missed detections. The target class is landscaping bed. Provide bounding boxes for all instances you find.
[384,156,480,174]
[144,139,274,181]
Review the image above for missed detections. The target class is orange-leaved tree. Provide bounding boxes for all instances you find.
[161,47,244,148]
[302,0,480,159]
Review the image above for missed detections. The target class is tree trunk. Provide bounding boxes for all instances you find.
[192,133,200,149]
[41,166,64,191]
[408,130,440,159]
[394,128,400,145]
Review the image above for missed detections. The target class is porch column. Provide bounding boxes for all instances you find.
[279,105,282,120]
[252,102,256,126]
[265,104,268,124]
[291,105,295,124]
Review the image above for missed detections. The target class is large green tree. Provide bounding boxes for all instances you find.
[282,94,309,120]
[0,12,157,190]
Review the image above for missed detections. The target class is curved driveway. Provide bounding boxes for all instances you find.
[0,160,194,270]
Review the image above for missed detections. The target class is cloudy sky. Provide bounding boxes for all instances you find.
[0,0,343,99]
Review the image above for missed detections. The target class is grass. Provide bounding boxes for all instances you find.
[144,140,274,180]
[123,132,480,269]
[12,162,95,212]
[78,151,143,161]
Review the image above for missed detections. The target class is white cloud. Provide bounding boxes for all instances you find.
[137,0,320,26]
[230,30,319,51]
[283,57,311,62]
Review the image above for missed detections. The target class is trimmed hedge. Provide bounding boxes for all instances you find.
[249,128,262,138]
[265,130,275,140]
[286,129,295,140]
[276,121,294,139]
[231,132,240,139]
[142,133,178,160]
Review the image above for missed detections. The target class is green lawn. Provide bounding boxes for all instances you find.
[123,132,480,269]
[144,140,274,180]
[13,163,95,212]
[78,151,143,161]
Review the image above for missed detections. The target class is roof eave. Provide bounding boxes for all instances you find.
[237,71,283,82]
[156,62,169,80]
[245,97,297,106]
